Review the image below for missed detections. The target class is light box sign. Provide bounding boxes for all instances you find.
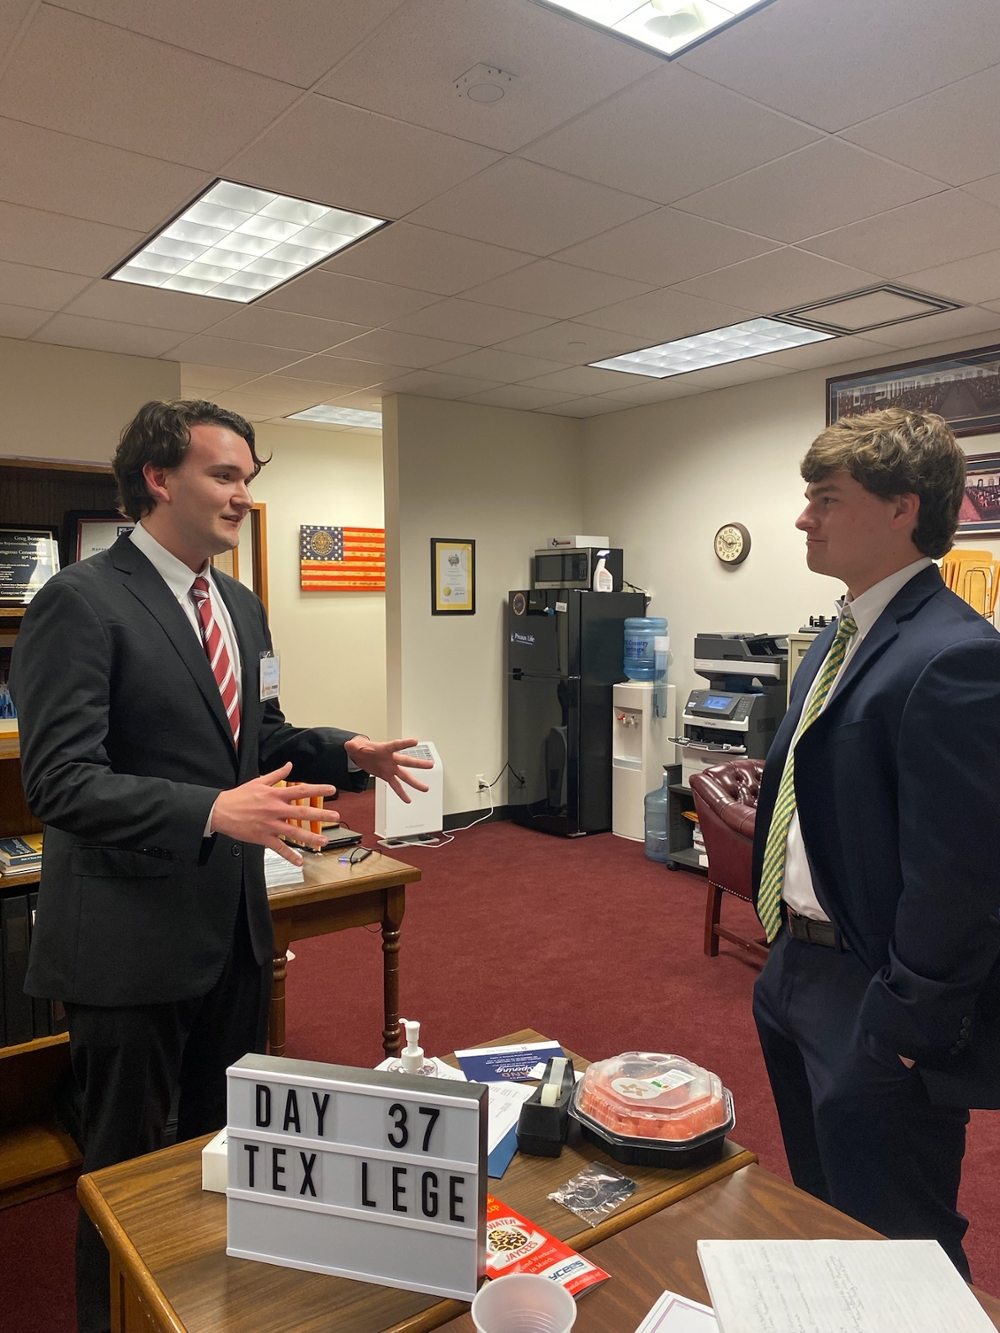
[226,1054,488,1301]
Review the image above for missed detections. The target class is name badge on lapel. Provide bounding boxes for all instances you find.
[259,652,280,702]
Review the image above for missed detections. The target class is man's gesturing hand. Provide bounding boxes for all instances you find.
[210,763,338,865]
[344,736,433,803]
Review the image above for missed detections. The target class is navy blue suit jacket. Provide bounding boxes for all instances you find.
[753,565,1000,1107]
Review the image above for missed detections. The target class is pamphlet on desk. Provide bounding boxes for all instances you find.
[455,1039,566,1083]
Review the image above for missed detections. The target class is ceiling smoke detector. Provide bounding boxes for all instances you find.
[455,64,517,105]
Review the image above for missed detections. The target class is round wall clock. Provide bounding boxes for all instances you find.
[714,522,751,565]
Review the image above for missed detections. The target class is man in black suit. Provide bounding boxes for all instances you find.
[752,408,1000,1276]
[10,399,431,1333]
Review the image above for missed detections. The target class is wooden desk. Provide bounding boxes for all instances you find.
[440,1164,1000,1331]
[266,848,421,1059]
[77,1030,756,1333]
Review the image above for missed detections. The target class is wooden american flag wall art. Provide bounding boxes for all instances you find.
[299,525,386,592]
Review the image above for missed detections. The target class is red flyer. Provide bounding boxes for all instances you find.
[485,1195,610,1298]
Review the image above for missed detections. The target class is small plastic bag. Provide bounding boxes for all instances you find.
[547,1162,637,1227]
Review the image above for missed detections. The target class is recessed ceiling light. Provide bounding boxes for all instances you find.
[591,317,833,378]
[108,180,388,303]
[534,0,774,59]
[287,405,383,428]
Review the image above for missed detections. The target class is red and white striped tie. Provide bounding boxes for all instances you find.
[190,575,240,748]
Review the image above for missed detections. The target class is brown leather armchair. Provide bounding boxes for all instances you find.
[689,759,768,960]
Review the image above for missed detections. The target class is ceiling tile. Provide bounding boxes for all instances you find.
[0,0,34,65]
[661,360,791,391]
[65,281,242,332]
[541,396,627,417]
[840,65,1000,187]
[898,250,1000,306]
[321,223,531,296]
[309,387,386,411]
[32,312,190,356]
[522,63,821,205]
[964,175,1000,210]
[555,207,777,286]
[0,261,91,311]
[678,0,1000,132]
[318,0,659,153]
[860,306,1000,349]
[333,328,478,368]
[493,321,643,363]
[180,365,258,393]
[674,248,881,313]
[208,308,368,353]
[800,190,1000,278]
[276,354,409,386]
[0,201,142,275]
[431,347,571,382]
[376,369,504,399]
[57,0,407,88]
[0,304,51,338]
[0,7,300,169]
[260,269,439,326]
[406,159,658,256]
[575,288,756,343]
[162,335,300,373]
[229,94,501,220]
[673,139,944,244]
[212,390,324,421]
[751,334,889,370]
[459,260,653,320]
[0,118,209,231]
[523,365,655,396]
[461,384,576,411]
[599,377,711,405]
[386,298,553,346]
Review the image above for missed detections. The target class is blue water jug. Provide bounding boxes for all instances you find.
[624,617,668,681]
[644,769,671,863]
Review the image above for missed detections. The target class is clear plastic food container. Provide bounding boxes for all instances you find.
[569,1052,734,1168]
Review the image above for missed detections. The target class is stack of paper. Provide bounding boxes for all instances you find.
[263,848,304,888]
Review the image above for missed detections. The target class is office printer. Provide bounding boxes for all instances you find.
[675,632,788,786]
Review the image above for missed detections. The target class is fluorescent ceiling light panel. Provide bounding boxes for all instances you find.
[287,405,383,428]
[535,0,773,59]
[109,181,387,303]
[592,317,833,378]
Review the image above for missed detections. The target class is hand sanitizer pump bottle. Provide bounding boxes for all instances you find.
[387,1020,437,1076]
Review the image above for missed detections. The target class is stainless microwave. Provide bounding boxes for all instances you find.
[533,547,623,591]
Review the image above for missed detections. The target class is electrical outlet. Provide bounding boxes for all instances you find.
[475,773,487,794]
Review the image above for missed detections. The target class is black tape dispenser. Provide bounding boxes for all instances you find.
[516,1055,575,1157]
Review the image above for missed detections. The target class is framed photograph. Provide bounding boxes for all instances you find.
[0,632,16,734]
[65,510,135,563]
[827,343,1000,438]
[431,538,475,615]
[0,525,60,608]
[959,453,1000,538]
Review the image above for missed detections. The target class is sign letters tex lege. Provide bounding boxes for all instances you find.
[226,1054,488,1301]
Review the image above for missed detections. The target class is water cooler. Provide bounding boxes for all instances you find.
[611,683,677,840]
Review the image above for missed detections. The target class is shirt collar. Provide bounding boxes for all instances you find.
[836,556,934,638]
[130,522,211,603]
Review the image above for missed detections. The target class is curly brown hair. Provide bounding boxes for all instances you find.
[801,409,966,558]
[113,399,268,521]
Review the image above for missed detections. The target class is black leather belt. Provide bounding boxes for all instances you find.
[786,907,850,950]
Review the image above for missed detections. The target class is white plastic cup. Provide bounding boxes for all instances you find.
[471,1274,577,1333]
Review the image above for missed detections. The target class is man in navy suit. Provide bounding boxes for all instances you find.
[10,399,430,1333]
[752,408,1000,1277]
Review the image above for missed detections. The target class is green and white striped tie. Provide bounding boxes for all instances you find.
[757,607,858,942]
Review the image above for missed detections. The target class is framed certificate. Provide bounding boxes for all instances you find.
[0,526,60,607]
[66,510,135,563]
[431,538,475,615]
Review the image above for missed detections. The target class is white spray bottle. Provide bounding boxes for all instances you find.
[592,549,614,592]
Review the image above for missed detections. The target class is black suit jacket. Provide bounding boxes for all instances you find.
[753,565,1000,1107]
[10,534,366,1008]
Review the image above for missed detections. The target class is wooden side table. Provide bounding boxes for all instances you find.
[267,848,421,1059]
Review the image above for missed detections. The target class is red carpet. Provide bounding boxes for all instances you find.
[2,791,997,1330]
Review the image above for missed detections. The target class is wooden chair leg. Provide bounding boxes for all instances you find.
[704,883,723,957]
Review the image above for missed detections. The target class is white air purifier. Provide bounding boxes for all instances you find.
[374,741,443,840]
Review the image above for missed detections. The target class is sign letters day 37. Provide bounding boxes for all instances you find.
[226,1054,488,1301]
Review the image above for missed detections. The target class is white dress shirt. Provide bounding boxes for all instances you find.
[781,556,934,921]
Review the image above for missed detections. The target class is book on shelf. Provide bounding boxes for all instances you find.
[0,833,43,868]
[2,892,33,1046]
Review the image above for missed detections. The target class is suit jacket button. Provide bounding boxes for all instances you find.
[231,845,242,857]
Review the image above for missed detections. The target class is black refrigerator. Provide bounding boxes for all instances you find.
[507,588,646,836]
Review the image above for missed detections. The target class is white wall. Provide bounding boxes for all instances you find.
[581,331,1000,711]
[383,395,584,815]
[248,422,387,741]
[0,338,179,463]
